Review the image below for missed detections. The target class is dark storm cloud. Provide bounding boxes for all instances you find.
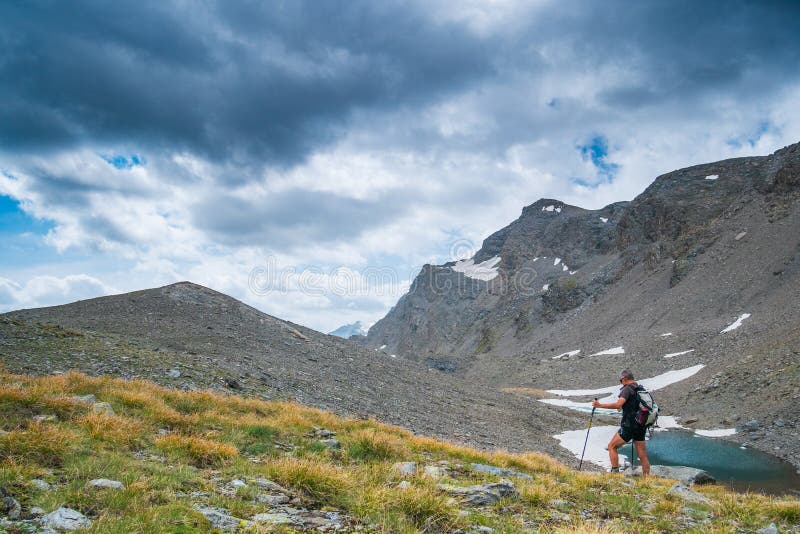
[0,0,495,166]
[546,1,800,109]
[192,189,412,249]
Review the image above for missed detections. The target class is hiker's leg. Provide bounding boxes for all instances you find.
[633,440,650,476]
[608,433,626,469]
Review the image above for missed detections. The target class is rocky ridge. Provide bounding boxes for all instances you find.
[365,143,800,467]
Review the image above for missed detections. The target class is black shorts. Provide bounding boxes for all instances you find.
[618,425,646,442]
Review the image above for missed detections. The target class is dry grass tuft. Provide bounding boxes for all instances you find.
[79,412,146,447]
[0,422,75,467]
[154,434,238,467]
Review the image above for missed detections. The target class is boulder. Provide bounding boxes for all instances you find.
[667,483,711,504]
[319,438,340,448]
[392,462,417,477]
[423,465,448,478]
[91,402,115,415]
[471,463,533,480]
[167,369,182,378]
[40,508,92,531]
[757,523,778,534]
[88,479,124,490]
[438,480,519,506]
[30,479,51,491]
[193,505,249,532]
[72,395,97,405]
[645,466,715,485]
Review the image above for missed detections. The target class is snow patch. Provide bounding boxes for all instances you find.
[705,174,719,180]
[379,345,387,350]
[546,364,705,397]
[542,205,562,213]
[533,257,540,262]
[655,416,685,430]
[553,425,619,469]
[660,332,673,337]
[389,354,397,358]
[542,284,549,291]
[590,346,625,356]
[452,256,501,281]
[599,217,608,223]
[540,398,617,415]
[552,349,580,360]
[554,258,561,266]
[664,349,694,359]
[569,270,577,275]
[721,313,750,333]
[562,264,568,272]
[695,428,736,438]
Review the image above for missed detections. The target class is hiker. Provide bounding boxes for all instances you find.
[591,369,651,476]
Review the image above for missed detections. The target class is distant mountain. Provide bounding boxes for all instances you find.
[366,142,800,470]
[328,320,368,339]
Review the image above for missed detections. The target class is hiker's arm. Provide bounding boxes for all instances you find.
[592,397,626,410]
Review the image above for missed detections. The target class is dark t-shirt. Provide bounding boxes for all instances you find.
[619,382,640,428]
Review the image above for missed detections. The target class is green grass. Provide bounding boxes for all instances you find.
[0,370,798,533]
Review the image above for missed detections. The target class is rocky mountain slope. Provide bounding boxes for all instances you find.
[0,282,584,465]
[365,143,800,467]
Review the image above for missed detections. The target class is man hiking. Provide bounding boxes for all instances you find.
[592,369,650,476]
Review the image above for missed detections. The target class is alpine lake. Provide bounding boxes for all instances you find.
[620,430,800,495]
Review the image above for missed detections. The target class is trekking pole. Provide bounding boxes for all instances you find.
[578,399,597,471]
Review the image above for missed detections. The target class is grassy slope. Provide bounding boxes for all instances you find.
[1,369,798,534]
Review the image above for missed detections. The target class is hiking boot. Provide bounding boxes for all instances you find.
[609,467,620,473]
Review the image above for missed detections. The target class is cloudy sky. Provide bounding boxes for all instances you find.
[1,0,799,332]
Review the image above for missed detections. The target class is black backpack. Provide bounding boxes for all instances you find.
[633,385,659,428]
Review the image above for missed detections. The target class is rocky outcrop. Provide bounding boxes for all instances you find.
[364,143,800,469]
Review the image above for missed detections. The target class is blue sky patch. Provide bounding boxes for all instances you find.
[578,135,619,183]
[102,154,145,170]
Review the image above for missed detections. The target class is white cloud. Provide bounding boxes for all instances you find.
[0,274,115,312]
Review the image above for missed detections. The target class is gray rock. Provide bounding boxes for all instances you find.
[757,523,779,534]
[91,402,115,415]
[29,506,45,516]
[667,483,711,504]
[254,478,288,493]
[88,479,124,489]
[251,512,293,525]
[32,414,57,423]
[313,428,336,438]
[738,420,761,432]
[647,465,715,485]
[438,479,519,506]
[193,505,249,532]
[1,495,21,520]
[30,479,51,491]
[392,461,417,477]
[319,438,340,448]
[40,508,93,531]
[471,462,533,480]
[167,369,182,378]
[229,479,247,488]
[255,493,290,505]
[423,465,448,478]
[72,394,97,405]
[397,480,412,489]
